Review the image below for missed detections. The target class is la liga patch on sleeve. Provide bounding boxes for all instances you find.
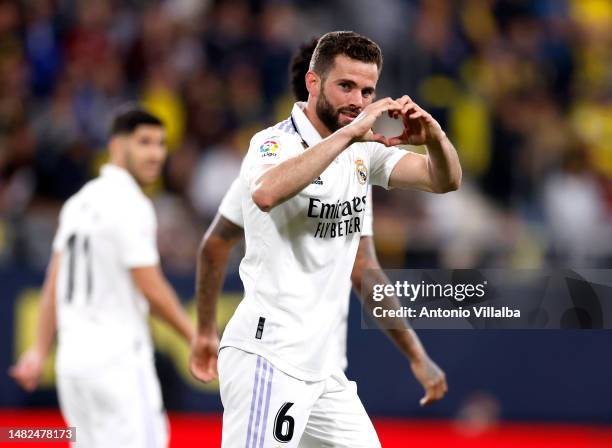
[259,137,281,158]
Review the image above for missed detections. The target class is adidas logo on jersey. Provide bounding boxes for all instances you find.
[311,176,323,185]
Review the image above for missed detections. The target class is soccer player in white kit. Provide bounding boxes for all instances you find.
[190,38,448,446]
[214,31,460,447]
[10,107,195,448]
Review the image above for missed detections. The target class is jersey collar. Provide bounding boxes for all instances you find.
[291,102,323,148]
[100,164,141,192]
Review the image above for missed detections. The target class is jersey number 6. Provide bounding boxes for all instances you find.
[273,402,295,443]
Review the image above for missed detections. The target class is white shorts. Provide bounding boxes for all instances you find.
[218,347,381,448]
[56,357,168,448]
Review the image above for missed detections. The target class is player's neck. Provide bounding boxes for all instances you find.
[108,161,144,188]
[304,101,332,138]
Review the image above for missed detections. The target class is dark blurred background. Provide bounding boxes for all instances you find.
[1,0,612,433]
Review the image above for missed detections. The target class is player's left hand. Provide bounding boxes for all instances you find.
[386,96,445,147]
[410,354,448,406]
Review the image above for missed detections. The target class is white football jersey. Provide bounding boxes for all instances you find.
[218,177,374,372]
[219,178,374,236]
[52,164,159,376]
[220,103,406,381]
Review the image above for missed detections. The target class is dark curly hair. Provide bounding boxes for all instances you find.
[290,37,319,102]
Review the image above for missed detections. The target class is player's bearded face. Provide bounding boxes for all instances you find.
[314,56,378,133]
[124,126,167,186]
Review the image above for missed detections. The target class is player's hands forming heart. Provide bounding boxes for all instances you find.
[345,96,445,147]
[385,95,446,147]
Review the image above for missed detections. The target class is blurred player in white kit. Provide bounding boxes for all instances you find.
[10,106,194,448]
[191,32,458,447]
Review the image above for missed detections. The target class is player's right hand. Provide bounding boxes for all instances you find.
[189,329,220,383]
[9,348,45,392]
[344,97,403,146]
[410,354,448,406]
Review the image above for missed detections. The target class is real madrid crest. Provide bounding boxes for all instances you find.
[355,159,367,185]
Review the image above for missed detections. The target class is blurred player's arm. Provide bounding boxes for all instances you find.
[351,237,448,406]
[190,214,244,383]
[131,266,195,344]
[9,253,61,391]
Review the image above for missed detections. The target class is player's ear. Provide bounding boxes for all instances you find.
[305,71,320,97]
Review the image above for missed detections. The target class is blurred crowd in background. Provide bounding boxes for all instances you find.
[0,0,610,274]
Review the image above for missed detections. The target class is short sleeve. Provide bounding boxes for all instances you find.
[116,201,159,268]
[361,185,373,237]
[219,177,244,228]
[243,130,299,184]
[368,143,408,189]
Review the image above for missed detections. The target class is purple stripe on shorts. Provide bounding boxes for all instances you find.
[136,364,156,448]
[245,356,262,448]
[258,362,274,448]
[250,359,268,447]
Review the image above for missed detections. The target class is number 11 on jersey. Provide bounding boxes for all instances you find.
[64,233,93,304]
